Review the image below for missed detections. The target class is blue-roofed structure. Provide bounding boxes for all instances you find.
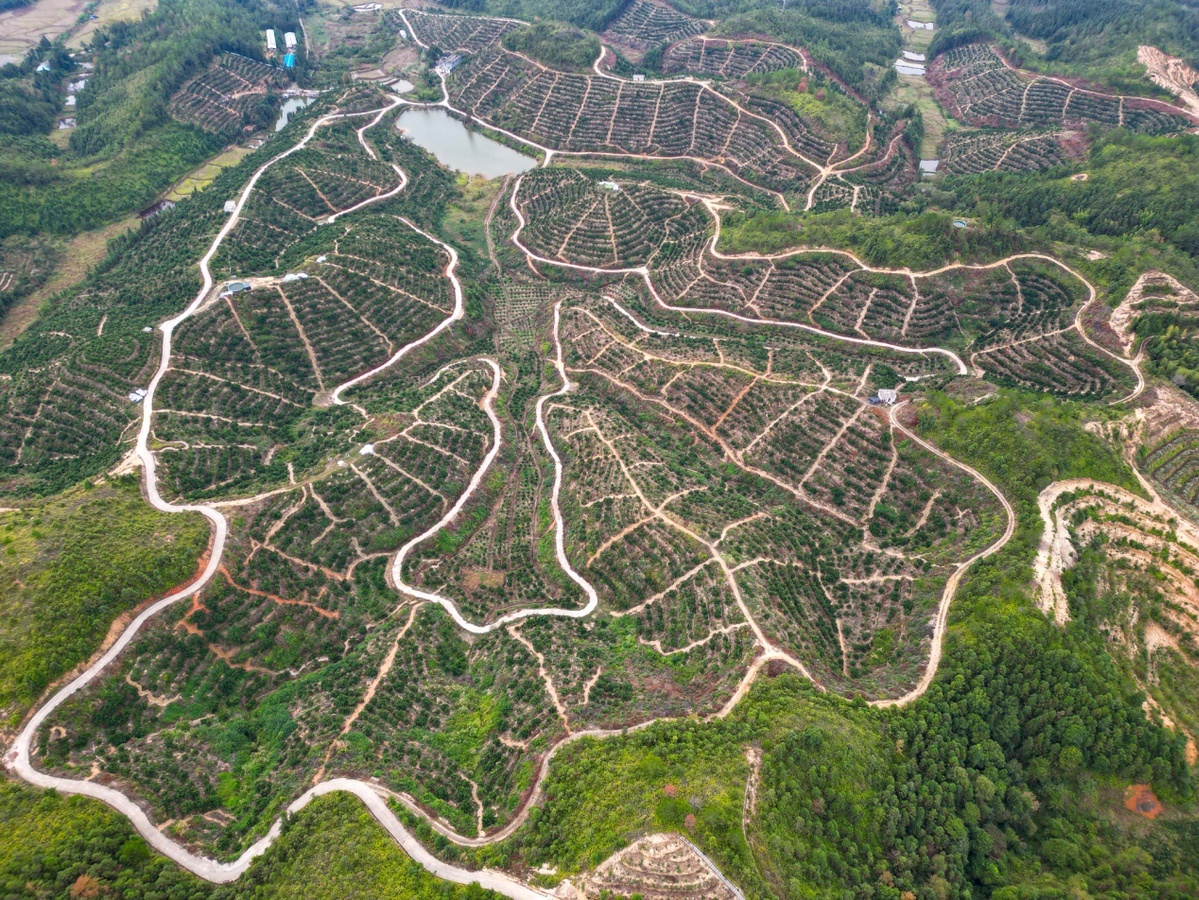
[283,53,296,68]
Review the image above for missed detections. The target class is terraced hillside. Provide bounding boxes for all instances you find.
[168,53,287,135]
[662,37,805,79]
[3,5,1198,900]
[929,43,1196,134]
[443,46,819,199]
[398,8,518,53]
[601,0,705,54]
[939,129,1084,174]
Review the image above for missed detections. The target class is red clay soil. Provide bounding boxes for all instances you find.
[1124,784,1164,819]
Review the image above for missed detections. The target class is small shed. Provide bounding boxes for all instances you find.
[224,200,237,213]
[872,388,898,406]
[919,159,939,176]
[632,73,645,82]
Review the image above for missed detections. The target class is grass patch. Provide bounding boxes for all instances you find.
[0,213,136,351]
[0,475,208,726]
[166,144,255,202]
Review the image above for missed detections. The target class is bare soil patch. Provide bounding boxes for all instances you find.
[1138,45,1199,118]
[1124,784,1164,819]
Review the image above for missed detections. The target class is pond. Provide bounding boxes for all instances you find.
[275,96,312,132]
[396,107,537,179]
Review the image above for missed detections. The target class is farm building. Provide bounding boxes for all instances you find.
[434,54,462,75]
[266,29,277,52]
[283,53,296,69]
[919,159,940,176]
[138,199,176,220]
[224,200,237,213]
[870,389,899,406]
[284,31,297,49]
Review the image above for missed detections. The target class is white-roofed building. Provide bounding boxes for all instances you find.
[284,31,297,49]
[266,29,277,52]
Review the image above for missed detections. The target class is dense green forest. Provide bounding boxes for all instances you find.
[930,0,1199,88]
[684,0,901,96]
[0,0,301,240]
[941,132,1199,259]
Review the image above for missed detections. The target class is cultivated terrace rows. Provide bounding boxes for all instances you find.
[393,8,519,55]
[928,42,1197,134]
[168,53,288,135]
[2,9,1190,898]
[600,0,706,54]
[508,171,1132,401]
[938,128,1083,175]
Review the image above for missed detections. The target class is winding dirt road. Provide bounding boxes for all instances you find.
[870,402,1016,707]
[2,102,555,898]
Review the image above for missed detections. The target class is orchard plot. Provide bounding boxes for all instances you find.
[213,120,404,277]
[940,129,1082,175]
[601,0,705,52]
[168,53,286,135]
[663,38,806,80]
[553,294,1005,694]
[447,48,820,198]
[929,43,1194,134]
[397,8,518,54]
[154,216,457,499]
[513,168,709,269]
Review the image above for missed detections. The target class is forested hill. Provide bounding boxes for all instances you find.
[931,0,1199,89]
